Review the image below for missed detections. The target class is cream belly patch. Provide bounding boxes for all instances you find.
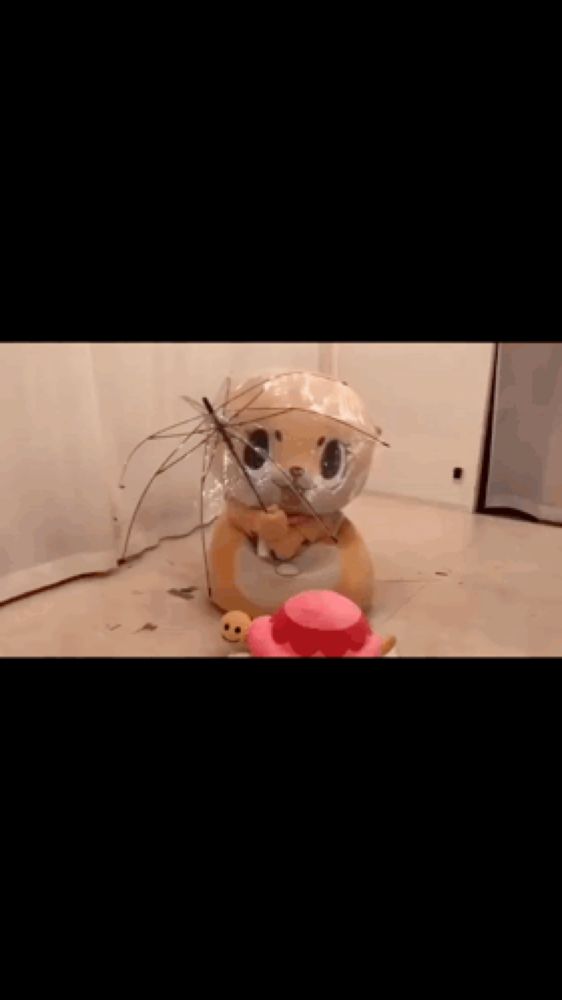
[235,538,343,610]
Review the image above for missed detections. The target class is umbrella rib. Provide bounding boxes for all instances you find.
[202,397,268,512]
[120,431,213,560]
[228,406,389,446]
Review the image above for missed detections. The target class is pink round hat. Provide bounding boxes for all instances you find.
[246,590,383,658]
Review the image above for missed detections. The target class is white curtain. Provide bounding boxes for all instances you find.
[485,343,562,524]
[0,342,321,604]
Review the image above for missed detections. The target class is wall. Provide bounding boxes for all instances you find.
[203,342,320,385]
[337,342,495,510]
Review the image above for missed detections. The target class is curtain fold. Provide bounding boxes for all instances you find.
[0,342,320,604]
[0,344,118,602]
[485,343,562,524]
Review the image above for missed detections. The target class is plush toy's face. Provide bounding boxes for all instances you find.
[222,372,378,515]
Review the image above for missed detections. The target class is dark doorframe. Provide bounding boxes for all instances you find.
[476,344,499,514]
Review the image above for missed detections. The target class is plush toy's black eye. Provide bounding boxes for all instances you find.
[234,626,241,634]
[224,623,230,631]
[244,429,269,470]
[321,439,344,480]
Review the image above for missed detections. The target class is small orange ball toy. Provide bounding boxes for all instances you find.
[220,610,252,646]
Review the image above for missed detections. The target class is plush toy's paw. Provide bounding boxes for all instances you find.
[259,505,289,542]
[381,636,396,656]
[269,533,304,560]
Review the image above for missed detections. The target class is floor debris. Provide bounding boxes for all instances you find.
[168,587,198,601]
[135,622,158,632]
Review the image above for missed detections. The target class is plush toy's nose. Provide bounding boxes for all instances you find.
[289,466,305,479]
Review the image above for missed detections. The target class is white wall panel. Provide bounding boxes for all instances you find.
[338,342,495,509]
[203,342,320,387]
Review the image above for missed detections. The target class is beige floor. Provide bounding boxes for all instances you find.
[1,494,561,658]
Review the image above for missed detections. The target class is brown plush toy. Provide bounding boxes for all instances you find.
[207,371,382,620]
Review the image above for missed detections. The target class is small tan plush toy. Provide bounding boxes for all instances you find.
[220,610,252,657]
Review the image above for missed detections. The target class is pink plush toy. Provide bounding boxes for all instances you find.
[246,590,396,658]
